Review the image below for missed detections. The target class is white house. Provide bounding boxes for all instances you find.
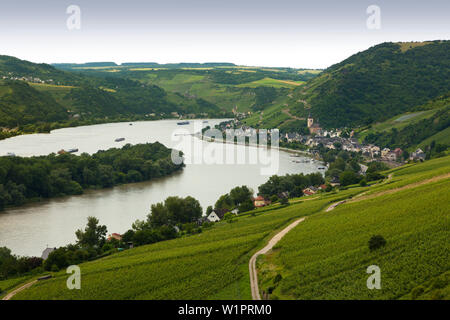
[206,208,229,222]
[207,211,221,222]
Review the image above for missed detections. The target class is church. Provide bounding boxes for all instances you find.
[307,114,322,135]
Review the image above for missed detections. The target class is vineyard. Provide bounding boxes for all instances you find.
[8,155,450,300]
[257,157,450,299]
[12,196,333,299]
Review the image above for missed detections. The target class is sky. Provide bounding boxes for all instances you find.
[0,0,449,69]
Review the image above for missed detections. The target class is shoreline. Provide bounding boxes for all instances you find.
[195,133,315,158]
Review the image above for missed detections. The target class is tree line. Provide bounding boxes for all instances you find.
[0,142,184,210]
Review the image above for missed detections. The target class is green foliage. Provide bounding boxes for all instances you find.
[0,142,183,210]
[75,217,108,248]
[0,247,43,280]
[0,80,68,127]
[364,105,449,150]
[258,172,324,198]
[279,197,289,205]
[149,196,203,227]
[339,171,362,186]
[215,185,254,211]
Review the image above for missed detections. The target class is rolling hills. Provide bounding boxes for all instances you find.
[4,154,449,300]
[0,56,228,132]
[53,63,320,113]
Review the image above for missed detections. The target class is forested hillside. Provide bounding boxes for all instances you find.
[0,80,68,127]
[295,41,450,127]
[244,41,450,130]
[363,95,450,150]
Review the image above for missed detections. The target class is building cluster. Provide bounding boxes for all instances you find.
[1,73,54,84]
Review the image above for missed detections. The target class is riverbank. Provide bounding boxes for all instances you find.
[195,133,315,158]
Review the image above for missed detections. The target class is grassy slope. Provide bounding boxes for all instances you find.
[9,156,450,300]
[13,198,334,300]
[357,95,450,146]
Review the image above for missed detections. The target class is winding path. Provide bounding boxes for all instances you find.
[249,217,306,300]
[1,280,37,300]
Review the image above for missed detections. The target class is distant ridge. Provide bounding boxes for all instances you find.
[52,62,236,69]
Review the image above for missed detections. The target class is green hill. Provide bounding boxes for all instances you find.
[297,40,450,128]
[53,64,320,113]
[5,155,449,300]
[245,41,450,129]
[0,56,227,132]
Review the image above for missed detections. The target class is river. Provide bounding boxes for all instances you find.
[0,119,323,256]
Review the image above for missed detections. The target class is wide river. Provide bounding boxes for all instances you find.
[0,119,323,256]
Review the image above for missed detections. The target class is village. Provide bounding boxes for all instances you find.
[214,114,427,164]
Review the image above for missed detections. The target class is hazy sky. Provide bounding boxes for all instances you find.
[0,0,449,68]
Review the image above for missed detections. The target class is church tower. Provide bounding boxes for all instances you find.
[307,113,314,128]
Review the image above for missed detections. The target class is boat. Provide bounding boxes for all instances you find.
[115,138,125,142]
[67,148,78,153]
[318,167,326,170]
[177,121,190,125]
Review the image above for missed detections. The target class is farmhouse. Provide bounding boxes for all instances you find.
[253,196,271,207]
[107,233,122,241]
[410,148,426,161]
[302,186,318,196]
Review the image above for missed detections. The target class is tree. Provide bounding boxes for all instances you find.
[238,199,255,213]
[75,216,108,248]
[340,171,361,186]
[149,196,202,227]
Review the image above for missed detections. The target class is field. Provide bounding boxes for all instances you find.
[7,155,450,300]
[236,77,305,89]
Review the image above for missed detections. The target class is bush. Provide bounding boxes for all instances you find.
[359,179,367,187]
[279,197,289,205]
[368,235,387,251]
